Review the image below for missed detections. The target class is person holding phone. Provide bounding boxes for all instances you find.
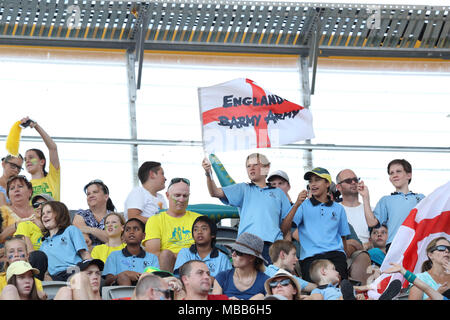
[20,117,60,201]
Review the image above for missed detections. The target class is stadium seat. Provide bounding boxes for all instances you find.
[102,285,135,300]
[41,281,68,299]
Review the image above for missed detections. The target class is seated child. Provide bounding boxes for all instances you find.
[173,215,232,278]
[0,236,46,299]
[309,259,358,300]
[103,218,159,286]
[91,213,126,263]
[39,201,90,281]
[309,259,401,300]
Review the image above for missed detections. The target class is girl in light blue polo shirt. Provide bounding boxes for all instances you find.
[39,201,91,281]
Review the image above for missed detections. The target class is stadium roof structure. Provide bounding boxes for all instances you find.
[1,1,448,56]
[1,1,449,88]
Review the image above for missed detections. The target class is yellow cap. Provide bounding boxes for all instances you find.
[6,261,39,282]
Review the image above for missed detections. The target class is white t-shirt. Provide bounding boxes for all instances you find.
[124,186,168,221]
[342,203,370,244]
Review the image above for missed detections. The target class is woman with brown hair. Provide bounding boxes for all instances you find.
[408,236,450,300]
[39,201,91,281]
[72,179,116,247]
[0,175,35,243]
[212,232,270,300]
[0,154,24,206]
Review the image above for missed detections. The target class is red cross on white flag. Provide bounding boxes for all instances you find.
[368,181,450,299]
[198,78,314,154]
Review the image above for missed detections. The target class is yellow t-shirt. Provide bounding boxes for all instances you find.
[0,272,43,293]
[14,221,44,251]
[30,162,60,201]
[143,210,202,254]
[0,206,19,229]
[91,243,127,263]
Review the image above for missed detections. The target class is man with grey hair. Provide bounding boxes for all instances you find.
[143,178,202,272]
[335,169,370,247]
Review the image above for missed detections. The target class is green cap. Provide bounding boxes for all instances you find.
[304,167,332,184]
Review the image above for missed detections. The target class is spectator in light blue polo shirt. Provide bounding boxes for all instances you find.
[202,153,292,264]
[358,159,425,248]
[174,216,232,278]
[39,201,91,281]
[103,218,159,285]
[281,167,350,283]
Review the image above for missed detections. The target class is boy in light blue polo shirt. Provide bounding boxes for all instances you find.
[174,216,232,278]
[103,218,159,285]
[358,159,425,248]
[203,153,292,264]
[281,167,350,283]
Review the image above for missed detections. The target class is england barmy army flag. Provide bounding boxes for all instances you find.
[198,78,314,154]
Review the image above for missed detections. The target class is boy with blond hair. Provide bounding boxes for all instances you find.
[202,153,292,264]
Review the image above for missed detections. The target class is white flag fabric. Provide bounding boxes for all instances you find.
[368,181,450,299]
[198,78,314,154]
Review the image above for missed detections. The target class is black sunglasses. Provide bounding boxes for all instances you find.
[430,245,450,253]
[232,250,246,257]
[269,278,293,288]
[167,177,190,189]
[338,177,360,185]
[5,161,23,171]
[32,201,48,209]
[154,288,173,300]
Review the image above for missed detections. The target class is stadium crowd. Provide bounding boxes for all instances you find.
[0,117,448,301]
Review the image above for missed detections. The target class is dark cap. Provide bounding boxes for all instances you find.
[76,259,104,272]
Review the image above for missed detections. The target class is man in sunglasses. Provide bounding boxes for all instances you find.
[336,169,370,248]
[143,178,202,272]
[133,273,172,300]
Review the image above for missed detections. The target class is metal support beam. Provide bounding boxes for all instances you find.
[300,56,314,171]
[2,135,448,153]
[308,7,322,95]
[133,3,150,90]
[126,50,139,187]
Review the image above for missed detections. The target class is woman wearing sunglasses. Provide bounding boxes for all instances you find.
[0,176,35,243]
[213,232,270,300]
[264,269,302,300]
[408,237,450,300]
[0,155,24,206]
